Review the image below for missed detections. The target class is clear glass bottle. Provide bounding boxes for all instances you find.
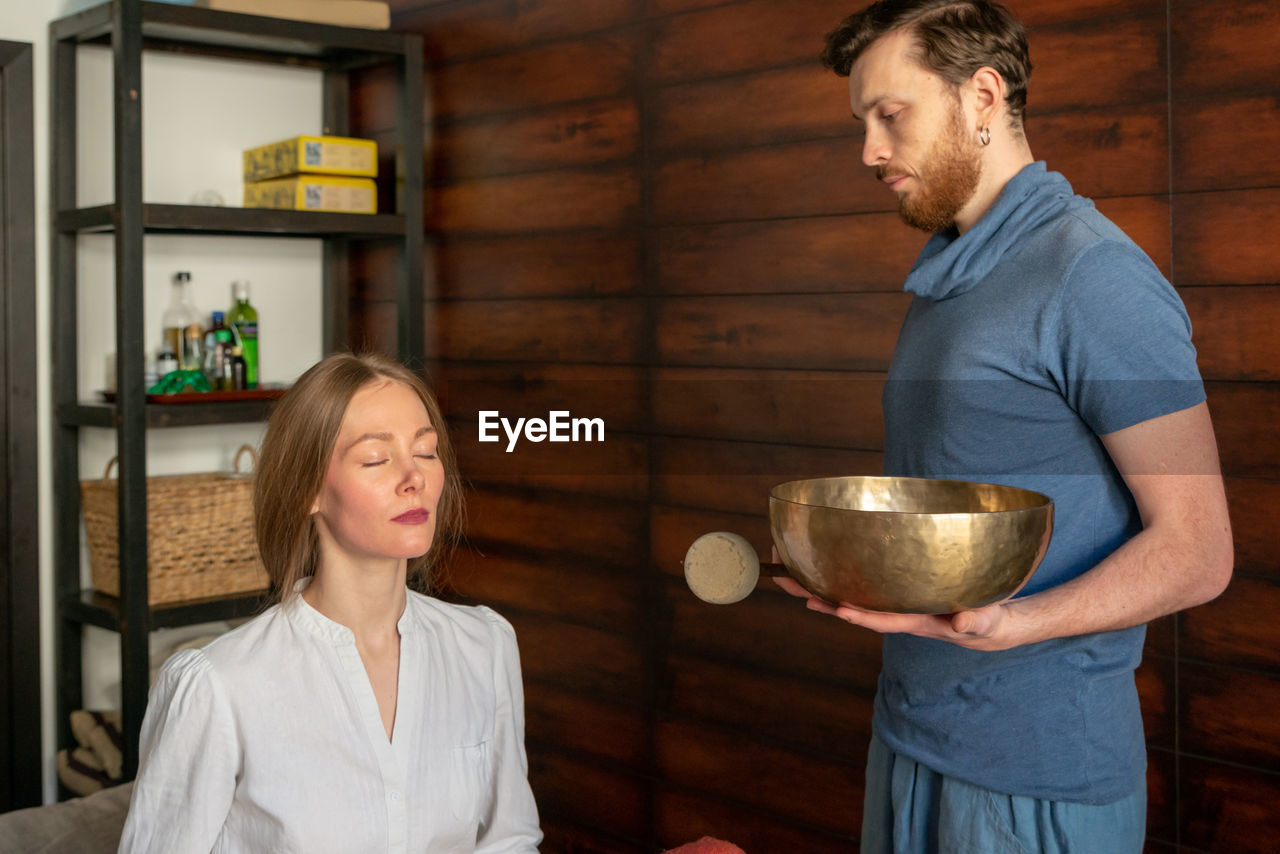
[162,271,202,370]
[227,281,259,389]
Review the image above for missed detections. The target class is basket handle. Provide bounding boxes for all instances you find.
[233,444,259,474]
[100,449,257,479]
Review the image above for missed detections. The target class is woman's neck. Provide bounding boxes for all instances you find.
[302,559,408,645]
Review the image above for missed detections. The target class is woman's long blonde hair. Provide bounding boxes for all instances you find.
[254,353,462,602]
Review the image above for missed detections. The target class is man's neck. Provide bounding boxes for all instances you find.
[954,137,1036,235]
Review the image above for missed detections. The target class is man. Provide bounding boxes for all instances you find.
[773,2,1234,851]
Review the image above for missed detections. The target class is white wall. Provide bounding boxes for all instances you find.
[0,0,327,802]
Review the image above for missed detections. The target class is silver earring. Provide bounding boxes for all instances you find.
[979,126,991,146]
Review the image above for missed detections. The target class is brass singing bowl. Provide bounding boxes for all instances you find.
[769,476,1054,614]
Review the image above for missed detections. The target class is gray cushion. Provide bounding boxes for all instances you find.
[0,783,132,854]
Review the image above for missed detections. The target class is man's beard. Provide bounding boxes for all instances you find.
[884,105,983,233]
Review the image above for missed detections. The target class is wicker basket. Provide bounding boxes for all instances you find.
[81,445,268,604]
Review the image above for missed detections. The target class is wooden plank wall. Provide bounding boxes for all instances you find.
[347,1,1280,851]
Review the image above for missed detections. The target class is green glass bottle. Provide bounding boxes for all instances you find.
[227,280,259,389]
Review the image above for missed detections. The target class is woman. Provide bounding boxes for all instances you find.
[119,353,542,853]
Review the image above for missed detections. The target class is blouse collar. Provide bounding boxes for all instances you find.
[284,576,416,645]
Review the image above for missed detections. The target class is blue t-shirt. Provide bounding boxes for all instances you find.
[875,162,1204,803]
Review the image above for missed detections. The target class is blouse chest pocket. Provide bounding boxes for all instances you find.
[444,739,494,826]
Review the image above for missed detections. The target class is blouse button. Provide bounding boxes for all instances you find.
[389,790,402,802]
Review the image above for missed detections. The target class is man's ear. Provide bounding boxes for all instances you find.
[968,65,1006,129]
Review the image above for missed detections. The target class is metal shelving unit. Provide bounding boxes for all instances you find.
[49,0,423,782]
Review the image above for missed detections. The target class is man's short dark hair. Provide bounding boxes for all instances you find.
[821,0,1031,125]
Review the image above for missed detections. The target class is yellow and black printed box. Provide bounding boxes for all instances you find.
[242,135,377,183]
[243,175,377,214]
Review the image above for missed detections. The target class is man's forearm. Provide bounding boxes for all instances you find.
[1001,474,1233,648]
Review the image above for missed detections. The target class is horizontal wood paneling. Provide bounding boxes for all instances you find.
[1224,477,1280,579]
[1180,575,1280,672]
[651,65,852,153]
[528,751,649,845]
[536,815,647,854]
[428,166,641,233]
[654,716,863,836]
[1136,654,1175,749]
[464,484,647,563]
[1015,0,1163,27]
[655,787,858,854]
[1146,613,1175,657]
[1180,756,1280,852]
[664,653,874,762]
[648,0,848,84]
[666,577,883,690]
[652,437,883,515]
[1173,189,1280,286]
[348,300,397,354]
[525,683,649,767]
[1146,747,1177,843]
[433,99,639,180]
[452,419,646,497]
[1029,103,1168,199]
[656,294,907,370]
[1170,0,1280,97]
[427,297,647,363]
[508,611,646,703]
[440,232,642,297]
[1172,95,1280,193]
[1028,11,1166,114]
[1204,383,1280,479]
[433,362,647,432]
[348,63,397,134]
[356,232,643,301]
[429,32,639,119]
[651,367,885,449]
[646,0,736,15]
[654,137,889,224]
[1182,287,1280,382]
[349,243,398,301]
[448,547,644,634]
[397,0,640,64]
[655,213,924,295]
[1180,661,1280,769]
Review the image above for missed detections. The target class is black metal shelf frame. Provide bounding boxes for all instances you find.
[64,588,268,633]
[56,204,407,237]
[60,398,280,428]
[50,0,424,781]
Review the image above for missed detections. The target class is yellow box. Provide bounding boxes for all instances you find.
[242,135,377,182]
[243,175,377,214]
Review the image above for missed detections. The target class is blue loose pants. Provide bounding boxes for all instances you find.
[861,736,1147,854]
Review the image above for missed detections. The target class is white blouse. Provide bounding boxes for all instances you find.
[118,587,542,853]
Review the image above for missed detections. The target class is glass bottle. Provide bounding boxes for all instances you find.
[203,311,234,389]
[230,346,248,391]
[162,272,202,370]
[227,281,259,389]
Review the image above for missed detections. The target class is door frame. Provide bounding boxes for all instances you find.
[0,36,40,812]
